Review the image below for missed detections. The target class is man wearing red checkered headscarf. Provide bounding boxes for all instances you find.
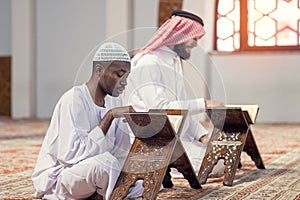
[124,10,225,179]
[133,10,206,63]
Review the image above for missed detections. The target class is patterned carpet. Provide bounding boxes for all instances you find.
[0,117,300,200]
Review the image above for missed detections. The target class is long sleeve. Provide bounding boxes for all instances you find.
[110,118,131,166]
[32,84,131,196]
[124,48,208,144]
[126,55,206,114]
[54,89,108,166]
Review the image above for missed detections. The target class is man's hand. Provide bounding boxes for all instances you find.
[99,106,136,134]
[206,99,224,108]
[110,105,136,118]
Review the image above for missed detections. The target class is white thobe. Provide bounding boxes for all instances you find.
[32,84,143,200]
[124,46,208,172]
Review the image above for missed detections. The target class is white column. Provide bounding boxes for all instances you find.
[0,0,11,55]
[106,0,133,51]
[11,0,36,118]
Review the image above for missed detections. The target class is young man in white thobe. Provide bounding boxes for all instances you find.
[124,10,224,176]
[32,42,143,200]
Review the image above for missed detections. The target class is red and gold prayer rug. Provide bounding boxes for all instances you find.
[0,117,300,200]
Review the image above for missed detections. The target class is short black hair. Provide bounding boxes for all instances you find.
[171,10,204,26]
[93,61,111,69]
[92,60,130,71]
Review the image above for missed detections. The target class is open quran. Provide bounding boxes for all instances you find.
[225,104,259,124]
[124,109,187,139]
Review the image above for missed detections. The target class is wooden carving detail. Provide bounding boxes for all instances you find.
[110,111,201,199]
[158,0,183,26]
[142,170,162,200]
[110,112,178,200]
[198,107,265,186]
[198,128,248,186]
[198,108,250,186]
[243,128,265,169]
[110,138,176,200]
[0,57,11,116]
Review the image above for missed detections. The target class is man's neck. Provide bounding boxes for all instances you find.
[86,81,106,107]
[166,45,175,51]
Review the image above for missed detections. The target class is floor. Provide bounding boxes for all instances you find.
[1,118,300,199]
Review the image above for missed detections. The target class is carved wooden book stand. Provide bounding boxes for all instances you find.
[151,109,201,190]
[198,107,264,186]
[110,110,200,200]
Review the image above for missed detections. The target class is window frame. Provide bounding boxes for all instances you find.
[214,0,300,52]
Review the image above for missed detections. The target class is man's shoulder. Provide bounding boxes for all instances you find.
[57,84,89,106]
[135,47,175,67]
[61,84,85,97]
[138,53,160,63]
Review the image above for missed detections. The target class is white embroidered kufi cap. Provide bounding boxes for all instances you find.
[93,42,131,62]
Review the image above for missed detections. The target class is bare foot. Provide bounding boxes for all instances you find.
[200,135,209,144]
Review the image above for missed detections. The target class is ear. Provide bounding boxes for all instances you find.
[95,63,104,75]
[167,44,175,50]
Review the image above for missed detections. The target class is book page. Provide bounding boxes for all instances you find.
[225,104,259,123]
[167,115,183,133]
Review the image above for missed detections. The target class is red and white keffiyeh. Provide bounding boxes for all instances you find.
[134,15,206,62]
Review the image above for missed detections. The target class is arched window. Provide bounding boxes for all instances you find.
[215,0,300,51]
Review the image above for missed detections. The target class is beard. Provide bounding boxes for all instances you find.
[173,43,191,60]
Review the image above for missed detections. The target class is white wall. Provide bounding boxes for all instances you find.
[9,0,300,122]
[36,0,106,118]
[12,0,36,118]
[132,0,159,53]
[102,0,159,60]
[0,0,11,55]
[210,52,300,122]
[105,0,133,50]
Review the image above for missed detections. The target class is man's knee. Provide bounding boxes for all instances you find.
[54,153,121,199]
[93,152,121,172]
